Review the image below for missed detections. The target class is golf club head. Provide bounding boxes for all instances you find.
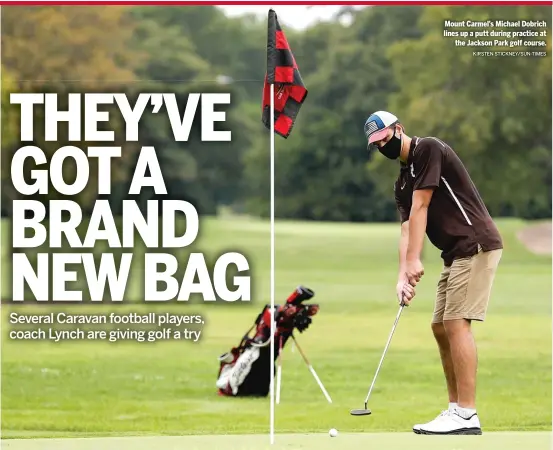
[350,408,372,416]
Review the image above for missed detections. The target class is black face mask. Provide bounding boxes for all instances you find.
[379,131,402,160]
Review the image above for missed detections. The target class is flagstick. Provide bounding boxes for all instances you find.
[269,82,275,446]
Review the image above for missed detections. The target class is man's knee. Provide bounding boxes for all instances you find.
[443,318,471,337]
[432,322,447,342]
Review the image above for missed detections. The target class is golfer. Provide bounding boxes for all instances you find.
[364,111,503,435]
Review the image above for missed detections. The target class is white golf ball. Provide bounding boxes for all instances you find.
[329,428,338,437]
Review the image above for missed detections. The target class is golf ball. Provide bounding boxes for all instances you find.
[329,428,338,437]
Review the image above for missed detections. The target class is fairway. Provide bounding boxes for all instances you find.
[1,216,551,440]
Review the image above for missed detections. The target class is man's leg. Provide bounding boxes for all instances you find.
[432,321,458,405]
[431,264,458,405]
[416,247,502,434]
[413,266,455,433]
[444,247,502,412]
[443,318,476,408]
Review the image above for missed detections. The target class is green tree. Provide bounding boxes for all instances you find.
[1,67,22,215]
[243,6,424,221]
[1,6,142,212]
[1,6,138,90]
[382,5,552,218]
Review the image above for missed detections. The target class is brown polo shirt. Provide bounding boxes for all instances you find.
[394,136,503,266]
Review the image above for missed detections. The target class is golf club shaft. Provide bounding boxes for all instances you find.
[363,303,405,405]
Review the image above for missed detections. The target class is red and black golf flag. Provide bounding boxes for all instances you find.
[261,9,308,139]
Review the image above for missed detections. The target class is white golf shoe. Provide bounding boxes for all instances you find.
[412,410,450,434]
[413,409,482,435]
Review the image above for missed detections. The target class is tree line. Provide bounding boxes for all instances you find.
[2,5,551,222]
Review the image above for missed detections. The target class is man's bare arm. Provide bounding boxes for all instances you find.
[406,189,433,263]
[398,220,409,282]
[396,220,417,304]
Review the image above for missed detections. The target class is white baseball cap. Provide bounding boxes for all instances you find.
[364,111,399,150]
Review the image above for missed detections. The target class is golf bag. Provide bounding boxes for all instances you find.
[216,286,319,397]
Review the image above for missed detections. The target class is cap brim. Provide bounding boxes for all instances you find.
[368,128,389,144]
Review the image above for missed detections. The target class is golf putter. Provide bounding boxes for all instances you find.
[350,295,407,416]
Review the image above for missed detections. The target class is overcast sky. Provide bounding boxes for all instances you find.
[218,6,366,30]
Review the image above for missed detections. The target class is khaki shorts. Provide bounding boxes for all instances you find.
[432,245,503,323]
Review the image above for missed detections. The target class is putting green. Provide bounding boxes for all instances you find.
[1,432,551,450]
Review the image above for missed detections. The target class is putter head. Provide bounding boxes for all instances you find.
[350,408,372,416]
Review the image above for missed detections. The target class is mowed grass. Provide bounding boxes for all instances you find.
[1,216,551,438]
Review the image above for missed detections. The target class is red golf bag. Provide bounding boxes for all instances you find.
[216,286,319,397]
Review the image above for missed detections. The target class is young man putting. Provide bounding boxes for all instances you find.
[364,111,503,435]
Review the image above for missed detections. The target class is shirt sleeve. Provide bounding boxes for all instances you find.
[412,139,443,191]
[394,184,410,223]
